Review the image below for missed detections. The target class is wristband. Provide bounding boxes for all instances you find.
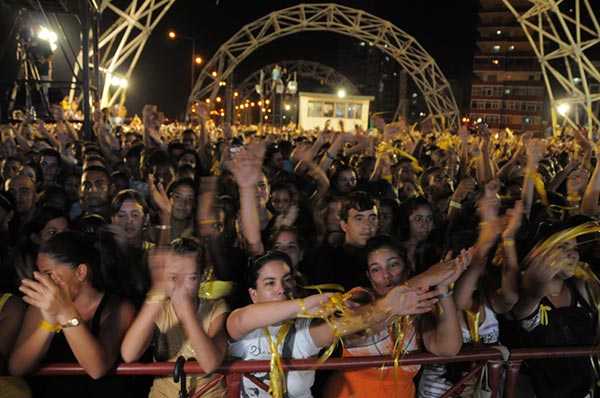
[40,320,62,333]
[382,174,393,183]
[437,290,453,299]
[449,200,462,209]
[156,224,171,230]
[566,194,582,202]
[503,239,515,247]
[146,291,169,303]
[199,219,219,225]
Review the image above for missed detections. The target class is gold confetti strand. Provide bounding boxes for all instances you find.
[297,283,346,295]
[263,320,293,398]
[524,167,548,205]
[524,222,600,268]
[388,315,412,398]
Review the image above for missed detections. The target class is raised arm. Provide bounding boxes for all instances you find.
[581,150,600,216]
[488,200,523,314]
[413,248,472,356]
[226,293,333,341]
[521,138,545,219]
[121,249,170,363]
[229,142,267,255]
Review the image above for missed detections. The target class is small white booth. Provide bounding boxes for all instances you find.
[298,91,374,131]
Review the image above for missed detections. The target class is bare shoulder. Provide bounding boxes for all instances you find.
[100,294,136,326]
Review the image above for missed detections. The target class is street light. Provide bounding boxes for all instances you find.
[167,30,203,116]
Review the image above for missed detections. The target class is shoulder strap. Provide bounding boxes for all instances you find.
[91,293,110,334]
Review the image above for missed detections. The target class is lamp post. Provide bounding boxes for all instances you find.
[168,30,202,118]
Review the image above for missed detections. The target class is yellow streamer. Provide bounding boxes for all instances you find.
[263,320,293,398]
[465,309,481,344]
[376,142,424,173]
[389,315,412,398]
[524,168,548,205]
[198,267,234,299]
[539,304,551,326]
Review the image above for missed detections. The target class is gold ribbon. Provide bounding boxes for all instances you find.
[539,304,551,326]
[525,168,548,205]
[263,320,293,398]
[198,267,234,299]
[465,309,481,344]
[389,315,412,398]
[376,142,424,173]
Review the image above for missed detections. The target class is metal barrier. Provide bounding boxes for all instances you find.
[32,346,600,398]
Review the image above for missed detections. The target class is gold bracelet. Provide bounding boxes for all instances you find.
[40,319,62,333]
[503,239,515,247]
[155,224,171,230]
[566,195,582,202]
[145,291,169,303]
[382,174,393,182]
[479,221,490,228]
[449,200,462,209]
[198,219,219,225]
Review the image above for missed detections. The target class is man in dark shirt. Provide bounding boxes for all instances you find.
[310,190,379,291]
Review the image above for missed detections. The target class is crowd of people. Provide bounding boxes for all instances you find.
[0,101,598,398]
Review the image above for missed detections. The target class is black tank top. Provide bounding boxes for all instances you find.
[520,279,597,398]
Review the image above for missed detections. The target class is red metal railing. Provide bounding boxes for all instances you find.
[32,346,600,398]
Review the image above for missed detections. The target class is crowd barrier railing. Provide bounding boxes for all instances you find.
[32,345,600,398]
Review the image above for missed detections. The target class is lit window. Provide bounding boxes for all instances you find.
[492,59,499,65]
[493,45,501,52]
[508,45,515,51]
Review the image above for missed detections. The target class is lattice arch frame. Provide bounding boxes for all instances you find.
[190,3,460,131]
[503,0,600,134]
[236,60,359,103]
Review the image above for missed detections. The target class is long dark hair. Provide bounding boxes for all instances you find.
[39,230,104,292]
[247,250,293,289]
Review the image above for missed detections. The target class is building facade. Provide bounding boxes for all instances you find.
[469,0,546,133]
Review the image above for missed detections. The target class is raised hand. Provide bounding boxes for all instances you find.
[19,271,77,324]
[501,200,523,241]
[148,174,171,217]
[383,285,439,316]
[147,248,173,297]
[228,142,266,189]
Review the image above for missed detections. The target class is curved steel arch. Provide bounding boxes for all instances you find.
[236,60,359,103]
[190,3,460,130]
[503,0,600,134]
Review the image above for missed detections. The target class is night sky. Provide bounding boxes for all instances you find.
[0,0,480,120]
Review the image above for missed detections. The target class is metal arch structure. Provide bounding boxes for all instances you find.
[236,60,359,103]
[190,3,460,131]
[69,0,176,109]
[503,0,600,134]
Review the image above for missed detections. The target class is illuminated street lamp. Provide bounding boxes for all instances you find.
[167,30,202,113]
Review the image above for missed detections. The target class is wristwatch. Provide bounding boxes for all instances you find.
[61,316,82,329]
